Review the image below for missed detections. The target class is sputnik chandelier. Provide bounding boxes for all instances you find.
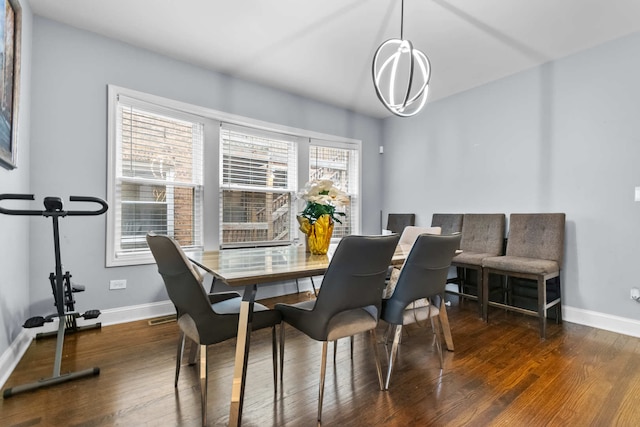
[372,0,431,117]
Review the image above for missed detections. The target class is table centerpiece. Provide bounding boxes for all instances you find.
[297,179,349,255]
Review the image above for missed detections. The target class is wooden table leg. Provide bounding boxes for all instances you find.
[229,285,256,426]
[439,297,454,351]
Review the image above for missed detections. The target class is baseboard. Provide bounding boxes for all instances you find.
[90,300,176,327]
[0,329,32,392]
[563,305,640,338]
[0,300,176,390]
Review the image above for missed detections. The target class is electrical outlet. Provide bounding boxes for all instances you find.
[110,279,127,290]
[631,288,640,300]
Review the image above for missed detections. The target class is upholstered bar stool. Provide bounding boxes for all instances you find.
[447,214,505,317]
[481,213,565,338]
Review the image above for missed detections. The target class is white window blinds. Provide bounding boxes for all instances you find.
[112,95,204,261]
[220,124,298,248]
[309,141,360,238]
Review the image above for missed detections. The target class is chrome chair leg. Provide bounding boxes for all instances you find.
[384,325,402,390]
[350,335,354,359]
[175,332,185,387]
[370,329,384,390]
[318,341,328,423]
[431,316,444,369]
[272,325,278,393]
[199,344,208,426]
[279,323,285,383]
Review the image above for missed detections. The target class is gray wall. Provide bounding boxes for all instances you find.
[382,31,640,321]
[0,2,33,361]
[5,7,639,367]
[26,17,384,316]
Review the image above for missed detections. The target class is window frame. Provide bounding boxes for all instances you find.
[107,85,362,266]
[106,86,206,266]
[308,139,362,241]
[219,123,302,249]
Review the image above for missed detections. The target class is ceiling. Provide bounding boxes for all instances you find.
[27,0,640,118]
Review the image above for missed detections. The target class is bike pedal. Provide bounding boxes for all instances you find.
[82,310,101,320]
[23,316,46,328]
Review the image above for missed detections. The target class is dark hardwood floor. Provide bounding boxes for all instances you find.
[2,292,640,426]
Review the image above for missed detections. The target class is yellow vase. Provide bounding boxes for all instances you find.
[297,214,334,255]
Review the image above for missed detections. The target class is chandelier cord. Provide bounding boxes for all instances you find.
[400,0,404,40]
[372,0,430,117]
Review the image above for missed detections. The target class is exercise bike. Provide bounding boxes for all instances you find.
[0,193,108,398]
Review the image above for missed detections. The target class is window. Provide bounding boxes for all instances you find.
[107,89,204,266]
[220,124,298,248]
[309,141,360,239]
[107,86,362,265]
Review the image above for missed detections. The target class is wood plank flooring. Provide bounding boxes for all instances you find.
[2,293,640,426]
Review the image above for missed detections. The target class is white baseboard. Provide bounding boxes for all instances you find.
[91,300,176,327]
[562,305,640,338]
[0,329,32,391]
[0,300,175,390]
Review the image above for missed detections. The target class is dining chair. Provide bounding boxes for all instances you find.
[386,225,442,295]
[275,234,400,423]
[481,213,565,338]
[386,213,416,234]
[430,213,464,235]
[380,233,461,390]
[146,233,282,426]
[447,214,506,317]
[398,225,442,246]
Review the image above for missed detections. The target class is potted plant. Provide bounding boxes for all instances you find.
[297,179,349,254]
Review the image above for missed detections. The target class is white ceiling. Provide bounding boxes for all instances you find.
[27,0,640,118]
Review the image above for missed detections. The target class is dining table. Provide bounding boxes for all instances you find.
[189,243,455,426]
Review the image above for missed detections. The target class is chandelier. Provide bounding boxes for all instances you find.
[372,0,431,117]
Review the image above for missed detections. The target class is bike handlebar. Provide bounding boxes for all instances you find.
[0,194,109,216]
[67,196,109,216]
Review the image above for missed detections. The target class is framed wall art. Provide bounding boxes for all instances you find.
[0,0,21,170]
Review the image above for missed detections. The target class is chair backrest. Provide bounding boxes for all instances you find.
[312,234,400,337]
[383,233,462,323]
[386,213,415,234]
[431,213,464,235]
[459,214,505,255]
[398,226,441,246]
[505,213,565,263]
[146,233,236,343]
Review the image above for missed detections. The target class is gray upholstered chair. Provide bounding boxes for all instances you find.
[431,213,464,235]
[386,213,415,234]
[146,233,281,426]
[380,233,461,389]
[447,214,506,317]
[386,225,442,295]
[481,214,565,338]
[275,234,400,423]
